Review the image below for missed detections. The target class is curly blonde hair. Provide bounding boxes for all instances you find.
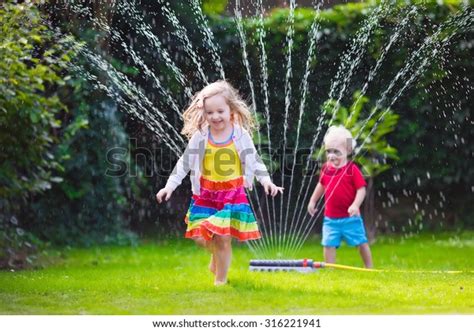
[181,80,258,140]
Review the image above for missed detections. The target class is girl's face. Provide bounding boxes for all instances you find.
[324,136,349,168]
[204,94,232,132]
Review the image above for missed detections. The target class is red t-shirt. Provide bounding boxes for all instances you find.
[319,161,367,218]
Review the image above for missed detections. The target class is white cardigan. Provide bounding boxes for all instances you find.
[164,124,272,195]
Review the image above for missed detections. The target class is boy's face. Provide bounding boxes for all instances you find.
[324,136,349,168]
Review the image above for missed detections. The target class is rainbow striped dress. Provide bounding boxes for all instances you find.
[184,131,261,241]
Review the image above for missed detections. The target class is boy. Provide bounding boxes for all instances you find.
[307,125,373,268]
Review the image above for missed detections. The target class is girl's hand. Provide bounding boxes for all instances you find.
[348,204,360,217]
[307,201,317,217]
[156,187,173,204]
[263,182,284,197]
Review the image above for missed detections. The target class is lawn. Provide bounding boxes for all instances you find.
[0,232,473,314]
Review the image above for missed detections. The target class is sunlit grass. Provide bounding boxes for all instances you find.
[0,232,472,314]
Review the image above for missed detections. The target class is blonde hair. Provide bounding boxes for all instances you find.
[181,80,257,139]
[323,125,357,153]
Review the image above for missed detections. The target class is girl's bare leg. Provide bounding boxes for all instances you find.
[193,238,216,274]
[209,254,216,274]
[213,235,232,285]
[358,243,373,268]
[324,247,336,264]
[193,237,211,251]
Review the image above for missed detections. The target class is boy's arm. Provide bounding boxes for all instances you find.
[307,182,324,216]
[348,187,366,216]
[310,182,325,203]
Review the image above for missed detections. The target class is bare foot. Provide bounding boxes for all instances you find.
[209,254,216,275]
[214,280,227,286]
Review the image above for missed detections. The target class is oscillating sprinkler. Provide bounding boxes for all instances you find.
[249,260,470,274]
[249,259,377,273]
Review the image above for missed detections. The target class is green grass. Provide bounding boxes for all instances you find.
[0,232,473,314]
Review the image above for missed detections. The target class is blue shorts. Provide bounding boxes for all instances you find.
[321,216,368,248]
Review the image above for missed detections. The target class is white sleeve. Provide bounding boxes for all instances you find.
[243,131,272,186]
[164,134,197,191]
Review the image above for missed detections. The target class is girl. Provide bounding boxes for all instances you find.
[156,80,283,285]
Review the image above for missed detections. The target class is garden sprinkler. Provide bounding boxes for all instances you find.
[249,259,379,273]
[249,260,472,274]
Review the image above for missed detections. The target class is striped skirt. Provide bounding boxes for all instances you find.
[184,176,261,241]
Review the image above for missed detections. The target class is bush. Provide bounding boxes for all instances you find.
[0,3,78,199]
[0,3,139,269]
[0,2,85,268]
